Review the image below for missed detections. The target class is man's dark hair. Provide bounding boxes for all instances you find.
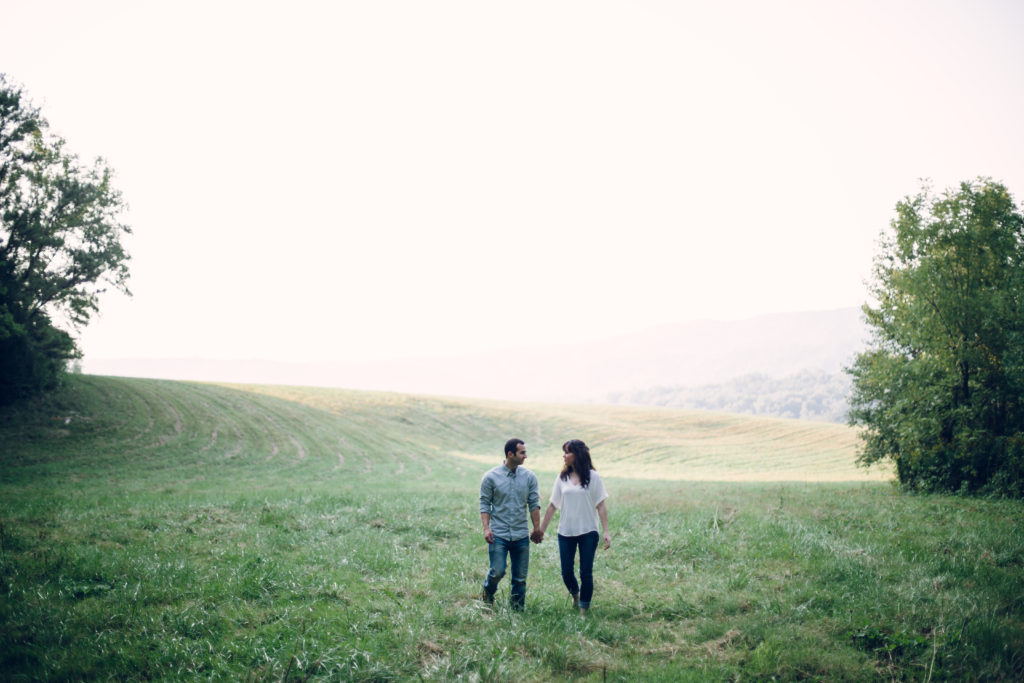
[504,438,524,459]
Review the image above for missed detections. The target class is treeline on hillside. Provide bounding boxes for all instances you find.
[608,370,850,423]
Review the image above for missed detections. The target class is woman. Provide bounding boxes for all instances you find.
[538,439,610,614]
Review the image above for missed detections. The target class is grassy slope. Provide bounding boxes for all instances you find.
[1,375,1022,681]
[224,381,887,482]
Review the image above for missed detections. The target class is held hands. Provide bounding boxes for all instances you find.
[526,529,606,546]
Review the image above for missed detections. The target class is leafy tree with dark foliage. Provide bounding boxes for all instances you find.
[848,179,1024,497]
[0,75,131,403]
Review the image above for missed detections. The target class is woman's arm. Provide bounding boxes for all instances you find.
[596,500,610,549]
[539,503,557,536]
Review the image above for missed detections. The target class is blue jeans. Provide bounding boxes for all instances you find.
[483,536,530,609]
[558,531,599,608]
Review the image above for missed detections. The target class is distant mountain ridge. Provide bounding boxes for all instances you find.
[610,370,853,423]
[84,307,869,408]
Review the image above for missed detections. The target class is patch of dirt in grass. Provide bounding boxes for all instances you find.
[703,628,742,657]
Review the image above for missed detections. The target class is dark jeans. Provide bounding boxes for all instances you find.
[483,536,530,609]
[558,531,599,608]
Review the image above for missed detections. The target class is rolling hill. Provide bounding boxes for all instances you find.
[2,374,887,483]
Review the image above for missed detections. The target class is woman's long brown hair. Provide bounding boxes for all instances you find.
[559,439,595,489]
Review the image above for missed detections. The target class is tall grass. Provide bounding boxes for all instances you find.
[1,375,1021,680]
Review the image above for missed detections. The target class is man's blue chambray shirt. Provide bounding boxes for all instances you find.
[479,464,540,541]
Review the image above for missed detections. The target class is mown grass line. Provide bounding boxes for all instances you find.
[225,381,886,483]
[1,375,1022,680]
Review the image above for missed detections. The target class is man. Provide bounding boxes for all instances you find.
[479,438,541,610]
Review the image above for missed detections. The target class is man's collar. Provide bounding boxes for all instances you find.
[502,464,517,477]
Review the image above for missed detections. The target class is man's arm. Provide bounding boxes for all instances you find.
[481,512,494,544]
[527,473,540,512]
[480,474,494,543]
[530,506,542,538]
[527,473,542,542]
[534,502,557,543]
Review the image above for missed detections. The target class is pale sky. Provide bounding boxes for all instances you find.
[3,0,1023,364]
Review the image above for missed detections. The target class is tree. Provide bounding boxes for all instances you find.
[0,75,131,402]
[847,179,1024,496]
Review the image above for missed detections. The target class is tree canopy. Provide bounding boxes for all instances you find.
[847,179,1024,496]
[0,75,131,402]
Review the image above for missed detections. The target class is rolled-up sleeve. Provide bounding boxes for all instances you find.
[528,472,540,511]
[479,473,494,514]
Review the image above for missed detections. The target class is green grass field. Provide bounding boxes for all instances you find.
[1,375,1022,680]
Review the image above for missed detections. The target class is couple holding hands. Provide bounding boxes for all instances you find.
[479,438,610,614]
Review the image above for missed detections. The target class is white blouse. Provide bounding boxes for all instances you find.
[549,470,608,537]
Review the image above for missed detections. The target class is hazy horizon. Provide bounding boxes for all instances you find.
[81,306,867,405]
